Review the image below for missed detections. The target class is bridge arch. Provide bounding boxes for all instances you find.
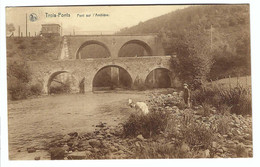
[118,39,153,57]
[144,67,172,88]
[46,70,79,94]
[92,64,133,91]
[76,40,111,59]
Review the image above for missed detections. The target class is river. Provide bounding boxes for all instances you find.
[8,91,151,160]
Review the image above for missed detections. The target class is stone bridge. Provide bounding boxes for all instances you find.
[64,34,165,59]
[28,56,177,94]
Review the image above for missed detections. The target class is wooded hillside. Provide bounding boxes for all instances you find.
[117,5,250,80]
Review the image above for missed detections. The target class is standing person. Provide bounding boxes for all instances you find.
[183,83,191,108]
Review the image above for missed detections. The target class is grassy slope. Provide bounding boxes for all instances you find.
[6,36,62,62]
[207,76,251,88]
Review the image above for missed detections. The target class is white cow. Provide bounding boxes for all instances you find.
[128,98,149,115]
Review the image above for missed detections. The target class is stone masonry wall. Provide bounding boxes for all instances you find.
[27,56,175,94]
[66,35,165,59]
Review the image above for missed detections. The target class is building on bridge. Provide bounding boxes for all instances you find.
[41,24,61,37]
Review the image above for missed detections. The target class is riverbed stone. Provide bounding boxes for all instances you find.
[27,147,36,153]
[110,146,118,152]
[88,139,101,148]
[212,141,218,148]
[62,144,70,151]
[62,134,71,142]
[68,132,78,138]
[137,134,144,141]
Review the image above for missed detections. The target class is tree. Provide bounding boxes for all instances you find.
[7,60,32,100]
[171,26,214,89]
[6,23,15,36]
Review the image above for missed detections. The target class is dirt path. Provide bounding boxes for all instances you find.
[8,92,149,160]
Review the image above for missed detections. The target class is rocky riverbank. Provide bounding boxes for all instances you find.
[24,92,253,160]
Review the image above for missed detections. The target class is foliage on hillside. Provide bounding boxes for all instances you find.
[7,60,42,100]
[6,36,62,61]
[117,5,250,81]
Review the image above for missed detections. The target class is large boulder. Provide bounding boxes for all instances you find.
[88,139,102,148]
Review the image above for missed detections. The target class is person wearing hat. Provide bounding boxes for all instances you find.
[183,83,191,108]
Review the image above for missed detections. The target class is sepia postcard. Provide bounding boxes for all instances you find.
[5,4,252,161]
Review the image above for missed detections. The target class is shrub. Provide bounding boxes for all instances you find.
[7,60,31,100]
[180,120,214,149]
[191,86,217,106]
[7,61,31,83]
[134,142,183,159]
[133,139,209,159]
[219,86,251,115]
[8,80,29,100]
[164,114,179,136]
[122,111,170,138]
[176,100,186,110]
[217,104,232,115]
[233,92,251,115]
[29,83,42,96]
[182,109,193,126]
[191,84,252,115]
[215,115,231,135]
[201,102,212,117]
[7,61,44,100]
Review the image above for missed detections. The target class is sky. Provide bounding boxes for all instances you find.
[6,5,189,36]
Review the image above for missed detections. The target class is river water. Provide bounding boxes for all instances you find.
[8,91,149,160]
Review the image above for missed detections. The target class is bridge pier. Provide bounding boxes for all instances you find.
[111,67,119,86]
